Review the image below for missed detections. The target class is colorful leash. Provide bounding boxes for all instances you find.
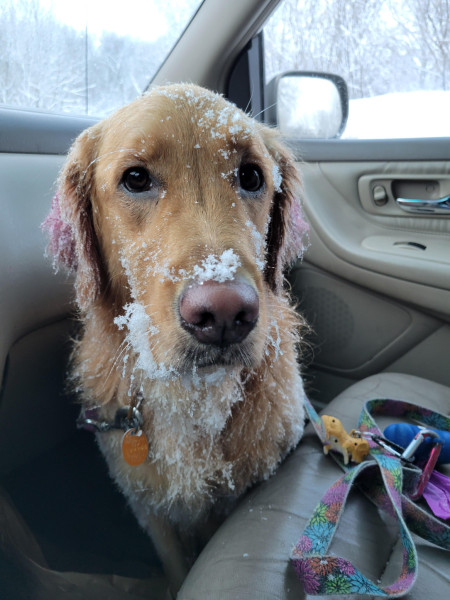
[291,397,450,597]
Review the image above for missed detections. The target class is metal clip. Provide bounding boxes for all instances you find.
[353,430,407,460]
[405,429,442,501]
[113,406,144,431]
[77,405,144,433]
[76,407,112,432]
[77,416,112,432]
[400,428,439,461]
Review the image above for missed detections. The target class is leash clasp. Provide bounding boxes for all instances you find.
[356,428,443,501]
[405,429,442,500]
[400,428,439,460]
[353,431,407,459]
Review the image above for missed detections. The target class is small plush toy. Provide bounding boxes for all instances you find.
[321,415,370,465]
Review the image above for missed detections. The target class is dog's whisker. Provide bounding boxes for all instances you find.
[252,101,278,122]
[109,337,132,370]
[244,91,254,115]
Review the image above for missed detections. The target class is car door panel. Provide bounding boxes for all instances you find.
[293,265,439,373]
[289,150,450,403]
[302,162,450,304]
[0,107,95,154]
[0,151,71,385]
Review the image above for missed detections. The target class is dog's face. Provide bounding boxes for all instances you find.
[45,85,308,377]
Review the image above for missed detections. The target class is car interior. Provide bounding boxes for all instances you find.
[0,0,449,598]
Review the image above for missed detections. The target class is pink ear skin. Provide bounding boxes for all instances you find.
[289,198,310,261]
[41,192,77,272]
[261,129,309,293]
[42,126,105,312]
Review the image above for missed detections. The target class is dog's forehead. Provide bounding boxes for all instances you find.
[104,85,263,154]
[150,86,254,131]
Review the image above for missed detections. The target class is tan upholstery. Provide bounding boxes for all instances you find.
[178,373,450,599]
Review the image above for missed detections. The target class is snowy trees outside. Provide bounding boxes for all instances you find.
[0,0,200,116]
[264,0,450,138]
[0,0,449,137]
[264,0,450,98]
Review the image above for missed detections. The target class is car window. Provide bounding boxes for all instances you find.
[0,0,203,117]
[263,0,450,139]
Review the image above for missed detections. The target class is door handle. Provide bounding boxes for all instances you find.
[395,195,450,214]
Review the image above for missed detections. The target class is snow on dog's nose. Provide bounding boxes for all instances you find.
[179,280,259,346]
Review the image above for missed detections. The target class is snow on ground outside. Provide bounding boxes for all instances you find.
[342,91,450,139]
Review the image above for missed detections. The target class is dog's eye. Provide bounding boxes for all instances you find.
[121,167,153,194]
[238,164,264,194]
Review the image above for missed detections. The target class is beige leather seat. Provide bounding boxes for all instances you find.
[178,373,450,599]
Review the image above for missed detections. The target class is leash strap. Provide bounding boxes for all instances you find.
[291,397,450,597]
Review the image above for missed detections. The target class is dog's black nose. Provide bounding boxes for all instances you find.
[179,281,259,346]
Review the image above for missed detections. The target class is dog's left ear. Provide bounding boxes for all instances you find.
[42,124,104,311]
[261,128,309,293]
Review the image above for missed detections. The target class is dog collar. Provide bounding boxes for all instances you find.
[76,405,144,433]
[77,399,149,467]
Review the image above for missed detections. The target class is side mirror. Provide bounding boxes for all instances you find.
[266,72,348,139]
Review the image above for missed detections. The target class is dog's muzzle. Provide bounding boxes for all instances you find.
[179,280,259,347]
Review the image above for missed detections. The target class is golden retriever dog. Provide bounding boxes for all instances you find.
[43,84,308,590]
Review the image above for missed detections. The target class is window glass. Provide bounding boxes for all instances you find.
[0,0,202,117]
[264,0,450,139]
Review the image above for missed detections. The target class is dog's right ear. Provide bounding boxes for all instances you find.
[42,124,104,312]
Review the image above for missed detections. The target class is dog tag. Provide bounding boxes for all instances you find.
[122,428,149,466]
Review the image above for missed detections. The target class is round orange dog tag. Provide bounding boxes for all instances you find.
[122,429,149,466]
